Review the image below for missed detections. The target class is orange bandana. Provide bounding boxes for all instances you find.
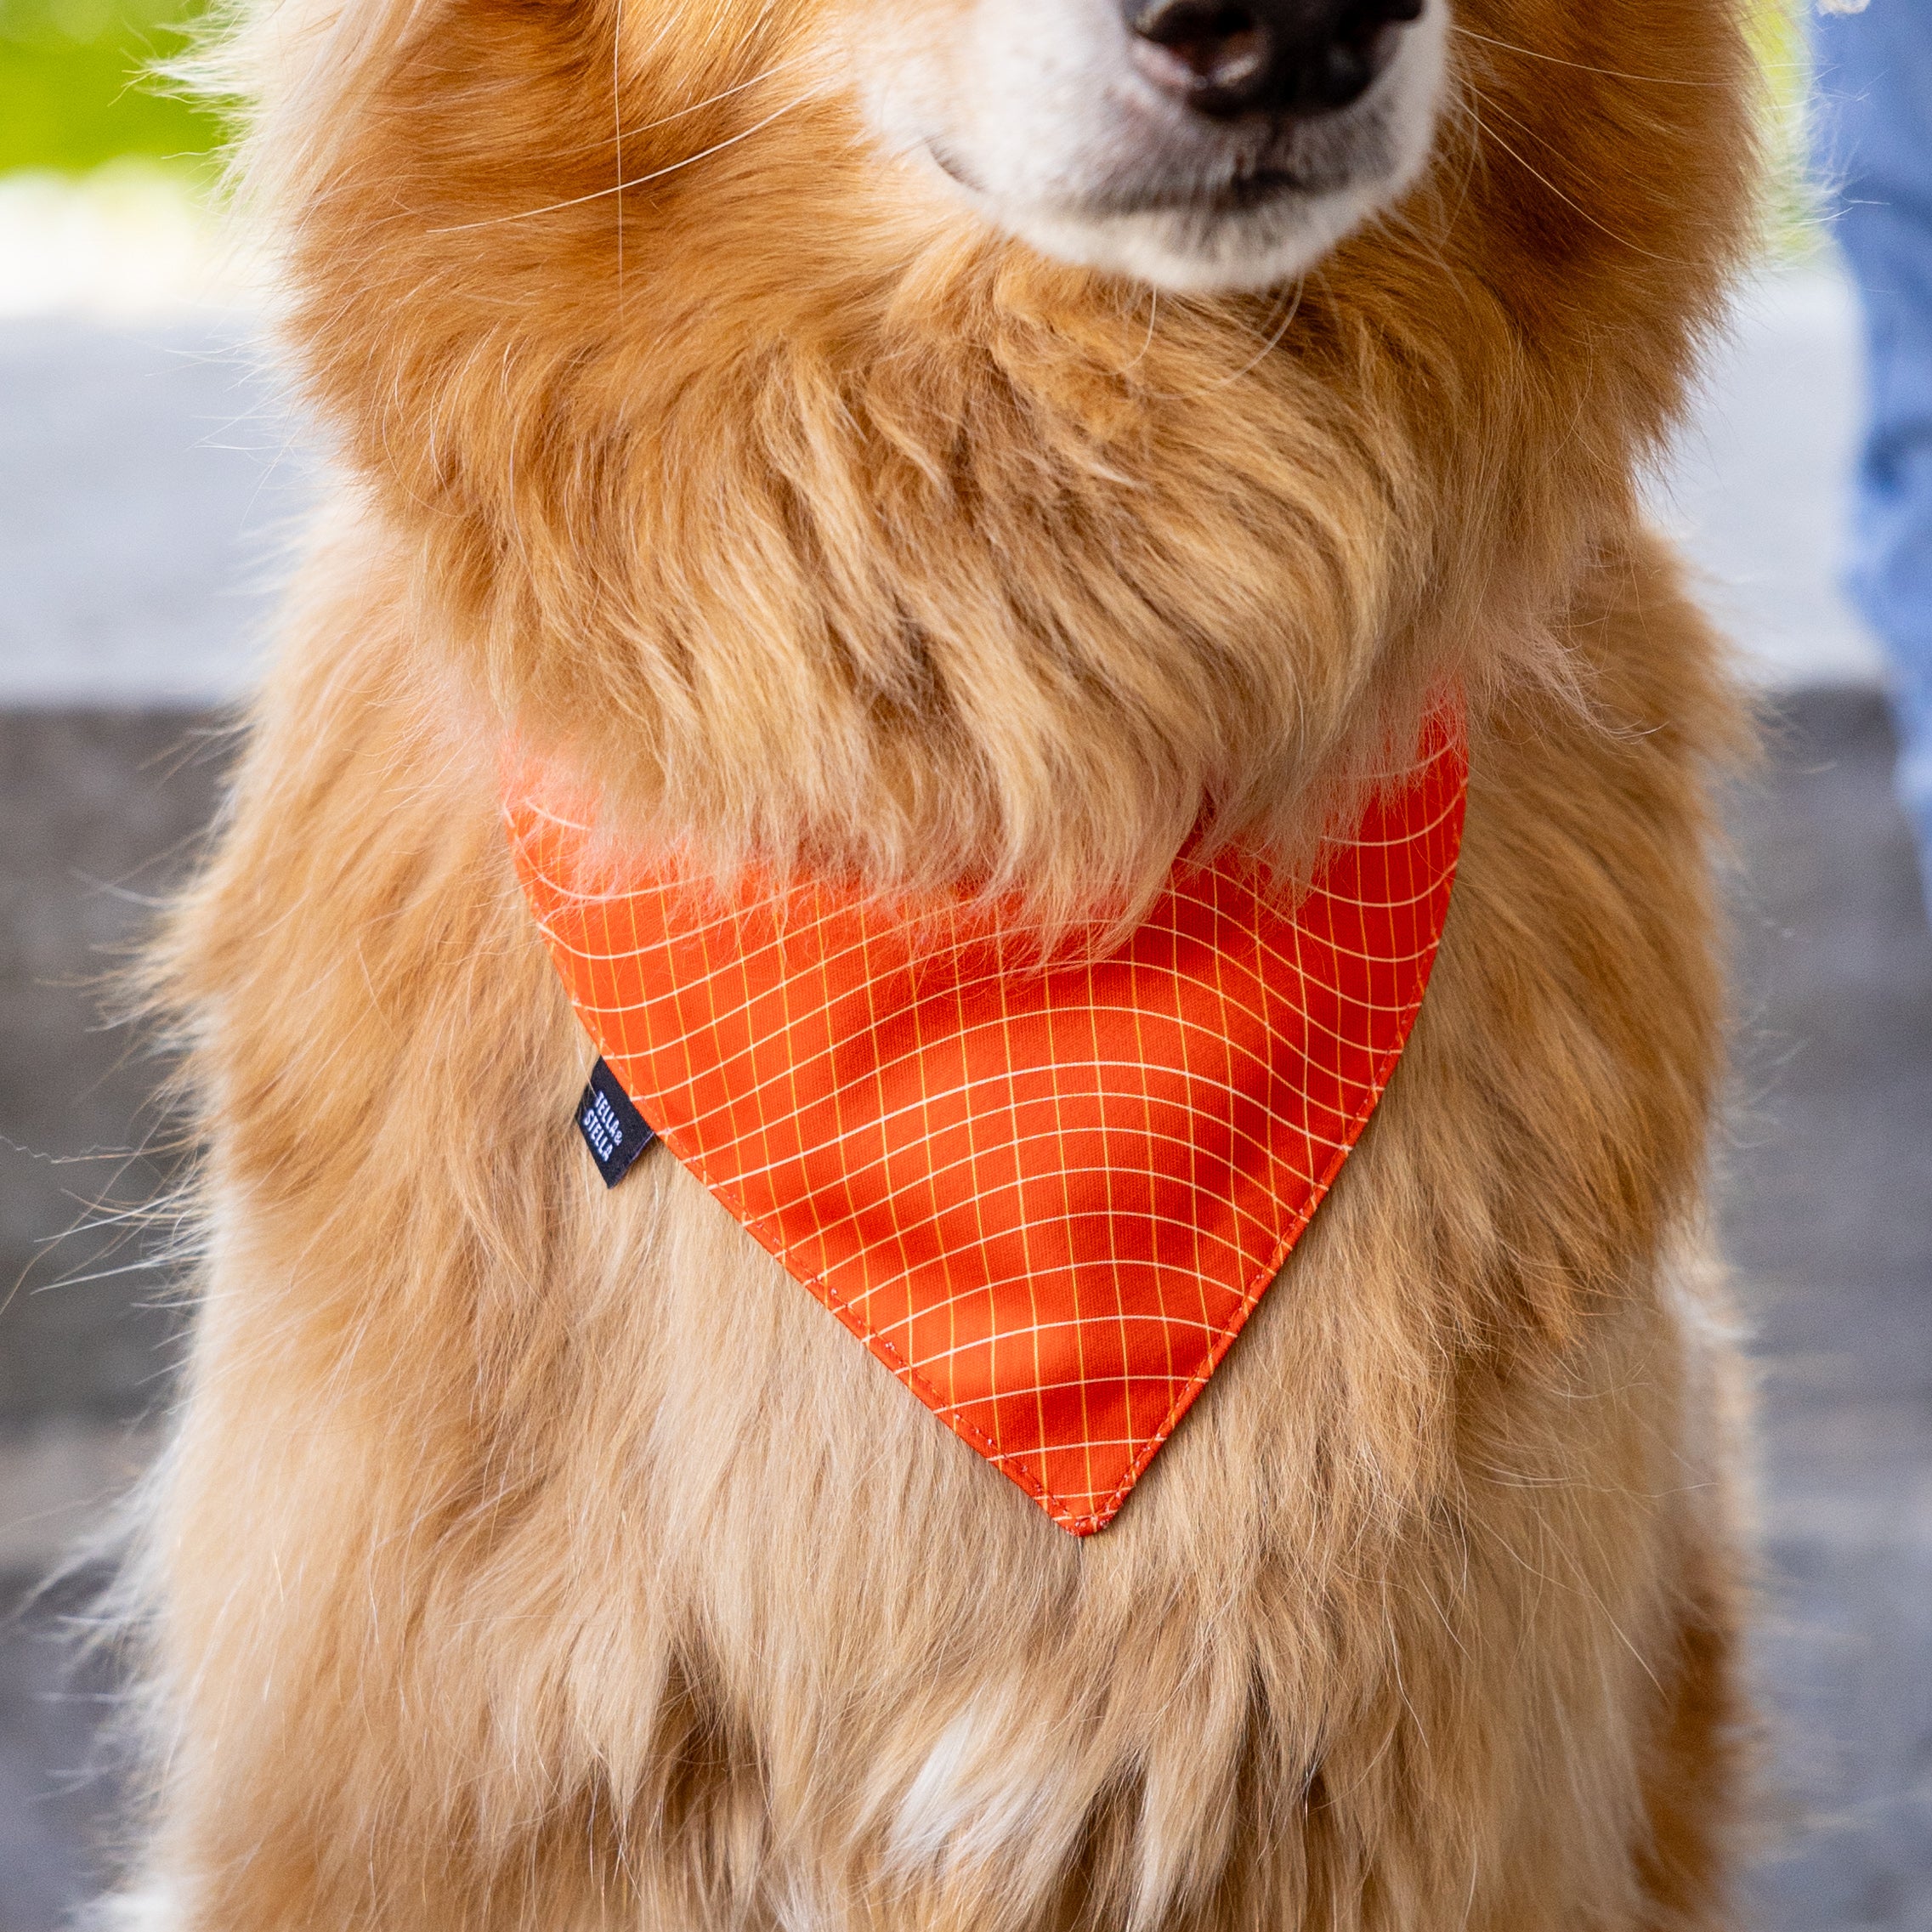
[505,720,1465,1534]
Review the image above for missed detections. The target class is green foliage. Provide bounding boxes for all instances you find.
[0,0,222,173]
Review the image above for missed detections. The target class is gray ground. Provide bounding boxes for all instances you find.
[2,300,1928,1928]
[1729,692,1932,1929]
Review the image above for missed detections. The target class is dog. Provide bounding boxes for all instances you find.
[110,0,1759,1923]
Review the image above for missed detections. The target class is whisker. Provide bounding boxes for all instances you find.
[427,93,813,234]
[1403,89,1482,272]
[1119,288,1160,376]
[345,55,811,178]
[1449,24,1720,88]
[614,53,812,144]
[613,0,626,320]
[1193,274,1306,394]
[1459,79,1697,268]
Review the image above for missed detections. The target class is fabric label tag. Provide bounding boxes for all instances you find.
[575,1057,655,1187]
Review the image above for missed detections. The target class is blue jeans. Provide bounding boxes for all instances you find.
[1813,3,1932,910]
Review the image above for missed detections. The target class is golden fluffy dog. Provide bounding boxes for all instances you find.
[110,0,1759,1923]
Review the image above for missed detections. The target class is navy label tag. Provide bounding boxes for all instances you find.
[575,1057,656,1187]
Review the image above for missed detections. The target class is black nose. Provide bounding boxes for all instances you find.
[1125,0,1423,119]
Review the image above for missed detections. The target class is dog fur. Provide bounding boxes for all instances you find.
[111,0,1759,1924]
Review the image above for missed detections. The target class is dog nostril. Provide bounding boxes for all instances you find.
[1126,0,1425,121]
[1129,0,1272,104]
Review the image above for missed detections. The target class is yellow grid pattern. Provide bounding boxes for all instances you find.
[506,718,1466,1534]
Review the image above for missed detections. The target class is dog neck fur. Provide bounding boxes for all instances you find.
[214,0,1756,926]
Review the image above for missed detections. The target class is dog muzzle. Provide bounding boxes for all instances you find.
[503,714,1466,1534]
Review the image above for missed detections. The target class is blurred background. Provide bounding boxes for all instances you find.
[1,3,1928,1926]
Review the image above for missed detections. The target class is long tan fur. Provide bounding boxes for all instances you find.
[113,0,1759,1924]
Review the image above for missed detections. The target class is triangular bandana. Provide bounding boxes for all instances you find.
[505,716,1466,1534]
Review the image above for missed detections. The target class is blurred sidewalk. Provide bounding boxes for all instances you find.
[1662,269,1886,687]
[2,269,1928,1929]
